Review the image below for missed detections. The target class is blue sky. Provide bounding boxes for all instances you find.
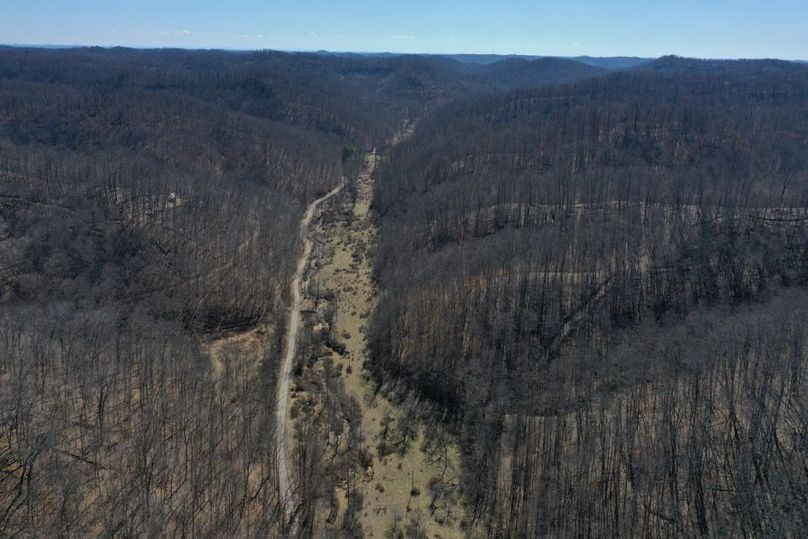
[2,0,807,59]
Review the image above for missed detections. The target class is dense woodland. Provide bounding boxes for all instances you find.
[371,57,808,536]
[0,46,610,536]
[0,47,431,535]
[2,46,808,537]
[0,48,345,536]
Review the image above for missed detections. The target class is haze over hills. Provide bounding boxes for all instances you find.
[0,43,807,537]
[439,53,652,69]
[3,43,805,66]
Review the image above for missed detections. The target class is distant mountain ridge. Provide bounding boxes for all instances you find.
[443,53,651,69]
[312,50,651,70]
[4,45,804,67]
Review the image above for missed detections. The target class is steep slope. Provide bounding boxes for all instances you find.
[371,59,808,536]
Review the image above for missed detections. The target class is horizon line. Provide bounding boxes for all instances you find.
[0,43,806,63]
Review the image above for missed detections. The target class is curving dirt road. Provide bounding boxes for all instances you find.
[276,182,343,520]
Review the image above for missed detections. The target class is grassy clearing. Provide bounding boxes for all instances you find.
[207,327,268,379]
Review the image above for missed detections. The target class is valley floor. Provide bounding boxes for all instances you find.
[284,148,467,537]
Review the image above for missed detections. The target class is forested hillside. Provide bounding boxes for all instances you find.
[5,45,806,537]
[0,45,610,536]
[0,48,357,536]
[371,58,808,536]
[0,47,452,535]
[437,56,606,90]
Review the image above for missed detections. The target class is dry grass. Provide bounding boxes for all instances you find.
[207,326,267,379]
[311,152,466,537]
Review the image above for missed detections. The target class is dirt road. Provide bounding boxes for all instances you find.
[276,182,343,519]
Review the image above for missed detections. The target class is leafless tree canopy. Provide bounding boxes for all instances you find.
[370,57,808,536]
[1,48,808,536]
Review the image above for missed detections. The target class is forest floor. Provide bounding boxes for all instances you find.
[302,150,466,537]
